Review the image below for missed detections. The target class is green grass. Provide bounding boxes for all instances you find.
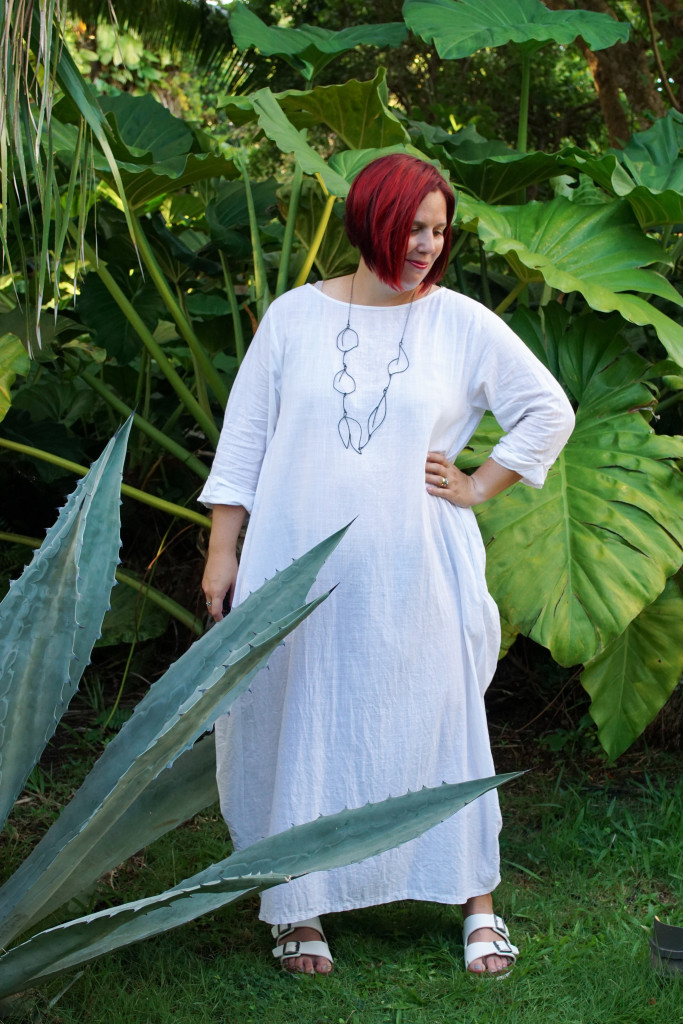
[2,764,683,1024]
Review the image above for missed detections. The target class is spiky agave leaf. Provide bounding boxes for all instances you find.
[0,772,520,998]
[0,417,133,834]
[29,735,219,925]
[0,525,351,946]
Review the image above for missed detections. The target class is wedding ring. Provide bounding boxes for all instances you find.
[441,476,448,488]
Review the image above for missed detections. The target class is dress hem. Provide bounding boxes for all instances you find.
[258,874,502,925]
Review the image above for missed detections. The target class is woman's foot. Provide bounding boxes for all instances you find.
[462,895,517,976]
[271,918,333,975]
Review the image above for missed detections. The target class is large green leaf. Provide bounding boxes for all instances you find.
[470,305,683,666]
[77,272,165,364]
[0,772,519,997]
[0,526,349,947]
[407,121,560,203]
[403,0,630,59]
[230,1,407,81]
[459,194,683,365]
[0,334,30,423]
[560,113,683,229]
[617,109,683,193]
[0,308,72,360]
[0,419,132,834]
[99,93,194,164]
[244,89,416,198]
[225,69,407,151]
[205,178,279,245]
[51,100,238,211]
[581,578,683,760]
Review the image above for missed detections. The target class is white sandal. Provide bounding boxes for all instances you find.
[463,913,518,977]
[271,916,334,971]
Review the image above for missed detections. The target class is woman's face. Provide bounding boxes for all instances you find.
[400,190,448,291]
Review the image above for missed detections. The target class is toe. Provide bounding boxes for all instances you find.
[486,954,506,974]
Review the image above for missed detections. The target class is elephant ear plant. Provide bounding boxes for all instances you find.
[0,419,519,1002]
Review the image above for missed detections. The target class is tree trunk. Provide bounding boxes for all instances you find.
[543,0,667,147]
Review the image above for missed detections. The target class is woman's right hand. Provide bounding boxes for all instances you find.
[201,504,247,623]
[202,550,239,622]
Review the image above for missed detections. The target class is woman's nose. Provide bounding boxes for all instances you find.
[416,230,436,252]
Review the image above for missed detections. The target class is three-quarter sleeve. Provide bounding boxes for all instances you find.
[467,305,575,488]
[198,306,281,512]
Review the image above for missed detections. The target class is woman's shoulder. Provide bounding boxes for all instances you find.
[429,287,504,331]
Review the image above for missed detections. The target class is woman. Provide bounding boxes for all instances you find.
[200,154,575,977]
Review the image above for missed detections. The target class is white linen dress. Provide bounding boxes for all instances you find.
[199,282,574,924]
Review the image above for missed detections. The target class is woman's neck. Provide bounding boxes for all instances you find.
[349,260,418,307]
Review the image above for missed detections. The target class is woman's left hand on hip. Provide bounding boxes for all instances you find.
[425,451,478,507]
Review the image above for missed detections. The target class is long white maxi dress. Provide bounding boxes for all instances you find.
[199,283,574,925]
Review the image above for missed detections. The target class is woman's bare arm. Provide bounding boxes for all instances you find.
[202,504,247,621]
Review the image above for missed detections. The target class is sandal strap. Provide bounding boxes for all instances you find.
[271,916,325,943]
[462,912,510,944]
[271,917,334,964]
[464,938,518,970]
[272,938,334,963]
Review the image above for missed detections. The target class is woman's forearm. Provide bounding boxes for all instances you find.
[469,458,521,504]
[202,504,248,621]
[207,503,248,557]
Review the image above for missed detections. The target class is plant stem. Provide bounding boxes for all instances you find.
[131,215,229,408]
[643,0,680,111]
[454,255,468,296]
[478,240,493,310]
[517,52,531,154]
[0,438,211,528]
[657,389,683,413]
[294,189,336,288]
[276,161,304,297]
[114,570,203,635]
[72,230,219,446]
[237,150,271,320]
[64,355,209,480]
[220,252,246,365]
[494,278,526,316]
[0,531,203,635]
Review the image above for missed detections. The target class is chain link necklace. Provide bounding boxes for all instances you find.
[333,276,416,454]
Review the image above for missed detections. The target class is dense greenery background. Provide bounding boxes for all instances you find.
[1,0,683,1000]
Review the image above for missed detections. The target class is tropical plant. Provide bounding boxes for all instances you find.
[0,420,516,1001]
[1,0,683,761]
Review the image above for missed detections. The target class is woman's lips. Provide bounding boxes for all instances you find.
[407,259,430,270]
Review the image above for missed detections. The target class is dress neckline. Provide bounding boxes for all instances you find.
[307,281,442,311]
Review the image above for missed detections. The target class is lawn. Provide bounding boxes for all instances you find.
[2,755,682,1024]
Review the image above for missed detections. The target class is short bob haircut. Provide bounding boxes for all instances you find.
[345,154,455,292]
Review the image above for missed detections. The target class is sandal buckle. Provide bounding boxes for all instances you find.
[493,939,513,955]
[281,940,301,958]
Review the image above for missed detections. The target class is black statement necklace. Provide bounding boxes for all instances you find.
[333,276,416,454]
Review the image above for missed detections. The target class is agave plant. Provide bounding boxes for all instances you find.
[0,420,517,1001]
[2,0,683,768]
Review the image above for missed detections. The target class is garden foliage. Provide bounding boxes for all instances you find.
[1,0,682,761]
[0,421,516,996]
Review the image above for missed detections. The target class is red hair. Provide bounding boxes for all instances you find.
[344,154,455,291]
